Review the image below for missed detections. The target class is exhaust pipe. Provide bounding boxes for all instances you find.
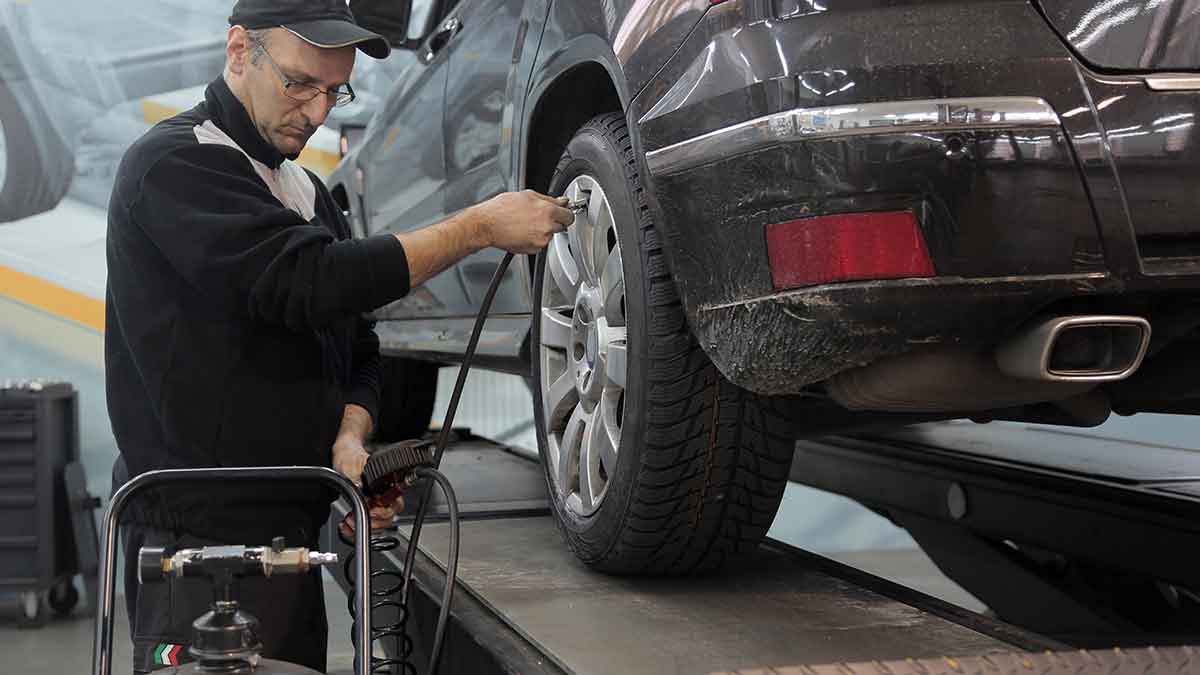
[826,315,1151,415]
[995,316,1151,383]
[826,347,1096,413]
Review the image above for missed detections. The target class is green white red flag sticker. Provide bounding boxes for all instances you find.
[153,643,185,666]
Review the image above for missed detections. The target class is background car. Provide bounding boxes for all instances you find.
[0,0,237,222]
[332,0,1200,575]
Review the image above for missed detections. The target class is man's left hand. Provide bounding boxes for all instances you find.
[333,438,404,538]
[333,437,370,488]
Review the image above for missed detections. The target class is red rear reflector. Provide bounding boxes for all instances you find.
[766,210,935,290]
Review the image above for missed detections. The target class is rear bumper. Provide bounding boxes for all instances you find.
[695,273,1200,396]
[631,0,1200,395]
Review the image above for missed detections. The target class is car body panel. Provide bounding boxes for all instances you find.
[444,0,539,316]
[353,42,454,323]
[351,0,557,365]
[1071,69,1200,276]
[611,0,712,96]
[1036,0,1200,71]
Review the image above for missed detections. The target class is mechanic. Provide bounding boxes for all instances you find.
[104,0,573,672]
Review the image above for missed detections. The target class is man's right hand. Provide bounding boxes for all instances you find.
[475,190,575,254]
[395,189,577,290]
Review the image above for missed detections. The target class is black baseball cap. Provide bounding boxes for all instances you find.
[229,0,391,59]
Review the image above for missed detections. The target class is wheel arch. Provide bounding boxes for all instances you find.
[518,55,627,330]
[522,59,626,196]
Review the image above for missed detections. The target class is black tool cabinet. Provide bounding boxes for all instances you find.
[0,381,98,627]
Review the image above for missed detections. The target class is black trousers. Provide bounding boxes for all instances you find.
[122,522,329,673]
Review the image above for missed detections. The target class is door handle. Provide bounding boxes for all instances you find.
[422,17,463,63]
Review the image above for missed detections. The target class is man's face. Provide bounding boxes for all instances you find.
[227,27,356,159]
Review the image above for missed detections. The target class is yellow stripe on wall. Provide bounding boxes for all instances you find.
[297,146,340,177]
[0,265,105,334]
[142,100,179,127]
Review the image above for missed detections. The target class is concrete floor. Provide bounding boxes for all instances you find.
[0,574,358,675]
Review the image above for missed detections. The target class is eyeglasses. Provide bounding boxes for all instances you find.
[256,42,356,108]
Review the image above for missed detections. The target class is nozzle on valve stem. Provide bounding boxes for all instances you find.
[308,551,339,567]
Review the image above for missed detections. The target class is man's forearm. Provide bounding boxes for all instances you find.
[394,207,489,289]
[336,403,374,445]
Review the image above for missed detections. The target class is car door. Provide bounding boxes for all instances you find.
[440,0,531,315]
[357,0,468,320]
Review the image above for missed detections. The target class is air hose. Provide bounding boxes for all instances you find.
[341,251,517,674]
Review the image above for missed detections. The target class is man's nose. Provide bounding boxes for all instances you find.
[302,94,334,127]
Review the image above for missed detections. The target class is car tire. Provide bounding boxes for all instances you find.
[0,78,74,223]
[531,113,796,575]
[375,356,439,443]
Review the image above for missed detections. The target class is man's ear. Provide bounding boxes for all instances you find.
[226,25,251,76]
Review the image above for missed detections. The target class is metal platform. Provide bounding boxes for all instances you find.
[327,429,1200,674]
[795,421,1200,647]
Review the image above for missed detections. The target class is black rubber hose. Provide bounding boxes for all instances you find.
[401,251,515,674]
[432,252,517,469]
[412,466,459,675]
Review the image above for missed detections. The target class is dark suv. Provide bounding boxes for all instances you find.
[332,0,1200,574]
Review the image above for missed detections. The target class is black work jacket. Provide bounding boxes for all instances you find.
[105,77,410,542]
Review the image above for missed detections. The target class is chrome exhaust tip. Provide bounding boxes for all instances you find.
[995,316,1151,383]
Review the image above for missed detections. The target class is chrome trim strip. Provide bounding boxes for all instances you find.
[644,97,1061,175]
[1144,74,1200,91]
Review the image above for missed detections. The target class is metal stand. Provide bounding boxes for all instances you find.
[91,466,374,675]
[791,430,1200,646]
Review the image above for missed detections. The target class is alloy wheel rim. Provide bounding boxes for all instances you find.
[540,175,627,517]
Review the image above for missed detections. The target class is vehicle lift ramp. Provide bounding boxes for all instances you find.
[327,431,1200,674]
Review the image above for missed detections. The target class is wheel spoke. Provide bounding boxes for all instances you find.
[600,244,624,326]
[547,233,580,303]
[591,197,616,284]
[565,180,585,204]
[576,407,599,512]
[545,434,564,496]
[595,393,620,477]
[560,404,589,502]
[543,366,578,429]
[570,213,597,285]
[605,329,627,390]
[540,308,572,350]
